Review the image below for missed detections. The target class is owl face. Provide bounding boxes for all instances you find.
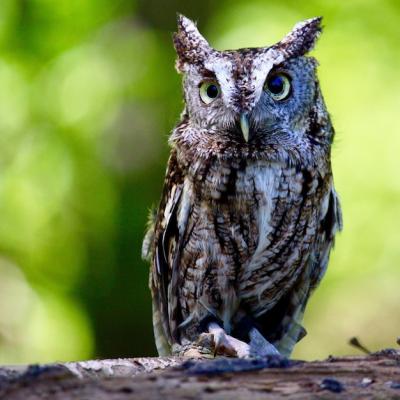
[173,16,332,155]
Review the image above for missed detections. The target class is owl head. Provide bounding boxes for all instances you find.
[173,15,333,163]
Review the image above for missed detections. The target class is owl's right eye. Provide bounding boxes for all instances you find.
[199,81,220,104]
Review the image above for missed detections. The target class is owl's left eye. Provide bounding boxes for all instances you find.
[264,73,291,101]
[199,81,220,104]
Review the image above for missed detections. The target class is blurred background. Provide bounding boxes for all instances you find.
[0,0,399,364]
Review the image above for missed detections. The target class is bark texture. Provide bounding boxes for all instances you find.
[1,351,400,399]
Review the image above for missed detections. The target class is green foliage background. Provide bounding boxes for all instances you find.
[0,0,399,363]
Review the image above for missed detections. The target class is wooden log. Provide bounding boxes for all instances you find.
[1,350,400,399]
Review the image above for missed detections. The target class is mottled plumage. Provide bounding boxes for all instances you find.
[142,15,342,358]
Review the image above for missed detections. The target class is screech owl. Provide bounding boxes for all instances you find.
[142,15,342,358]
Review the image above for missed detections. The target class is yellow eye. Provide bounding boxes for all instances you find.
[264,73,291,101]
[199,81,220,104]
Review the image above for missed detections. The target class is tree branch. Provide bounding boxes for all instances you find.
[1,351,400,399]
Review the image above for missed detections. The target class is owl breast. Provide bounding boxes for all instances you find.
[176,156,328,339]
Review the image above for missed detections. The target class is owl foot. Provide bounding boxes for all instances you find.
[172,341,215,358]
[172,322,281,359]
[173,326,250,358]
[208,322,251,357]
[173,328,250,358]
[208,322,280,358]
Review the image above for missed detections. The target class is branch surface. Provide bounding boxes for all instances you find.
[1,351,400,399]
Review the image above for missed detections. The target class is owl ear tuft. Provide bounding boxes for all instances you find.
[275,17,323,58]
[174,14,213,72]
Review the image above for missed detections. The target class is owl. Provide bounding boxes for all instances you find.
[142,15,342,358]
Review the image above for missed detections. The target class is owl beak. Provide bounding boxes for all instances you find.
[240,113,250,142]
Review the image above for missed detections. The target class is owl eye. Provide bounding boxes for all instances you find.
[199,81,220,104]
[265,73,291,101]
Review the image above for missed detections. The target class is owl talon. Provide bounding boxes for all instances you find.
[208,322,251,358]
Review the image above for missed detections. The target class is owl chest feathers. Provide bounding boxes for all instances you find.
[175,154,328,329]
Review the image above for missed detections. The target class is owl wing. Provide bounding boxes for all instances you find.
[309,186,343,289]
[143,151,187,355]
[269,184,343,357]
